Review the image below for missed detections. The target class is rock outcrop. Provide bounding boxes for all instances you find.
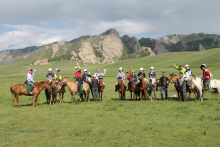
[199,43,205,51]
[70,51,78,61]
[0,50,11,62]
[153,42,169,55]
[121,35,141,52]
[78,42,97,64]
[140,47,155,56]
[34,58,48,65]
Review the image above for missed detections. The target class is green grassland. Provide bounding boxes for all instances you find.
[0,49,220,146]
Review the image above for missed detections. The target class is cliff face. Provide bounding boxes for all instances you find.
[121,35,141,52]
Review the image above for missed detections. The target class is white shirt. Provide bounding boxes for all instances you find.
[27,72,36,82]
[95,71,106,81]
[184,70,192,78]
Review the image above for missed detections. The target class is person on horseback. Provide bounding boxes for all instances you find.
[200,64,212,91]
[148,67,156,79]
[91,75,99,101]
[159,72,169,100]
[184,64,193,92]
[74,62,82,96]
[27,68,36,94]
[179,72,187,102]
[95,68,106,86]
[45,68,54,99]
[137,67,148,85]
[173,64,186,75]
[115,67,126,92]
[55,68,62,86]
[126,67,132,81]
[82,69,89,82]
[131,70,137,84]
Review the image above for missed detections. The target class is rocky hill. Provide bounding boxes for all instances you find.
[0,29,220,65]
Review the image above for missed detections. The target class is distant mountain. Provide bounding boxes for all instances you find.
[0,29,220,65]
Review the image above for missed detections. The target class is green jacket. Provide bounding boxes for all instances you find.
[55,74,62,82]
[174,65,186,75]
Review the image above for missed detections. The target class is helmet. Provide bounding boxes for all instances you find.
[28,68,33,71]
[200,64,206,69]
[132,70,135,73]
[140,67,144,70]
[93,75,96,77]
[119,67,123,70]
[75,66,78,69]
[185,64,189,68]
[84,69,87,72]
[150,67,154,70]
[48,68,52,71]
[56,68,60,72]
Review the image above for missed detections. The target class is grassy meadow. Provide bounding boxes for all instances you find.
[0,49,220,146]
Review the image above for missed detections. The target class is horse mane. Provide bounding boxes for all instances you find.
[191,74,196,79]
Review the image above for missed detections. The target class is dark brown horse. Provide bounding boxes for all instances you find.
[128,76,140,101]
[10,81,51,107]
[117,77,125,101]
[138,74,147,101]
[98,78,105,101]
[49,79,57,106]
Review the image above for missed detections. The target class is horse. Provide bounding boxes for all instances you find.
[81,77,91,102]
[128,76,140,101]
[117,77,125,101]
[138,74,147,101]
[59,77,78,103]
[148,77,157,101]
[169,73,198,100]
[56,80,66,104]
[10,81,51,107]
[185,74,220,101]
[49,79,57,106]
[98,78,105,101]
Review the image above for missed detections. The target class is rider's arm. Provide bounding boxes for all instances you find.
[77,62,81,72]
[130,66,132,73]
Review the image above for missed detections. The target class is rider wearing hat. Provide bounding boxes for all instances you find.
[55,68,62,86]
[173,64,186,75]
[82,69,90,82]
[45,68,54,100]
[74,62,82,95]
[27,68,36,94]
[184,64,193,93]
[115,67,126,92]
[200,64,212,91]
[137,67,148,85]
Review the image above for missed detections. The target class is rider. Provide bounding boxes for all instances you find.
[137,67,147,84]
[27,68,36,94]
[115,67,126,92]
[95,68,106,86]
[184,64,193,92]
[74,62,82,95]
[82,69,89,82]
[91,75,99,102]
[126,67,132,81]
[173,64,186,75]
[55,68,62,86]
[200,64,212,91]
[159,72,169,100]
[131,70,137,84]
[45,68,54,99]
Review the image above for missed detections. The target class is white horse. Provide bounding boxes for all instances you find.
[185,74,220,101]
[148,77,157,101]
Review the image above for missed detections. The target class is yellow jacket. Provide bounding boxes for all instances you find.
[55,74,62,82]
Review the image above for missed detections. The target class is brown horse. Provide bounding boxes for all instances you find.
[98,78,105,101]
[117,77,125,101]
[56,81,66,104]
[59,77,78,103]
[49,79,57,106]
[169,73,198,100]
[138,74,147,101]
[128,76,140,101]
[10,81,51,107]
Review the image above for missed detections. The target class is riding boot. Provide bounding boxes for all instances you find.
[28,86,34,94]
[161,94,164,101]
[115,85,117,92]
[165,93,168,100]
[124,85,127,91]
[204,83,208,91]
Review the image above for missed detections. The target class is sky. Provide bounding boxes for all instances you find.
[0,0,220,50]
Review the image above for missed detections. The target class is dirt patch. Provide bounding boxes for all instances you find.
[118,104,124,106]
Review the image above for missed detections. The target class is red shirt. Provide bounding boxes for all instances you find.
[203,69,210,79]
[75,71,81,78]
[127,73,131,80]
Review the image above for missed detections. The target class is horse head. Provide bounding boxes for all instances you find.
[51,79,56,88]
[138,74,143,81]
[129,76,133,82]
[99,78,103,86]
[87,77,91,83]
[169,73,178,84]
[117,77,122,85]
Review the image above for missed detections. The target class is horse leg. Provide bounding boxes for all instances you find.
[12,96,16,107]
[154,90,157,100]
[99,92,100,101]
[62,93,64,103]
[71,93,73,103]
[189,91,191,99]
[59,93,62,104]
[15,95,21,108]
[49,95,51,106]
[144,90,147,102]
[101,91,103,101]
[141,91,143,102]
[202,90,204,101]
[33,95,36,107]
[35,95,39,107]
[130,91,132,100]
[53,95,55,105]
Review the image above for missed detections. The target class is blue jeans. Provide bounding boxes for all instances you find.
[160,86,168,95]
[92,88,98,100]
[28,81,34,87]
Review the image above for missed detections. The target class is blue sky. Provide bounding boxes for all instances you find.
[0,0,220,50]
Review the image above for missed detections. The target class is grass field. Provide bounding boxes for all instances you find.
[0,49,220,146]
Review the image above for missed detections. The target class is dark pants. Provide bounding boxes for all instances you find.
[180,87,187,102]
[92,88,98,101]
[76,78,82,93]
[203,78,209,90]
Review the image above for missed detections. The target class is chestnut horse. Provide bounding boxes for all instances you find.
[49,79,57,106]
[117,77,125,101]
[98,78,104,101]
[56,81,66,104]
[169,73,197,100]
[128,76,140,101]
[138,74,147,101]
[10,81,51,107]
[59,77,78,103]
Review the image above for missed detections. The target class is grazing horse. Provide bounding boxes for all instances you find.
[148,77,157,101]
[128,76,140,101]
[169,73,198,100]
[59,77,78,103]
[10,81,51,107]
[98,78,105,101]
[138,74,147,101]
[117,77,125,101]
[185,74,220,101]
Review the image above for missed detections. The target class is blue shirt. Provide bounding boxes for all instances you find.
[149,71,156,78]
[132,75,137,83]
[46,73,54,79]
